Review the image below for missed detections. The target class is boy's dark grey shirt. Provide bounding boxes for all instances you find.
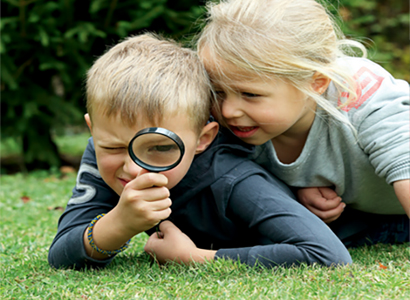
[48,129,351,269]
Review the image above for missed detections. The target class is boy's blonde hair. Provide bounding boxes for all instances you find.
[196,0,367,126]
[86,33,212,134]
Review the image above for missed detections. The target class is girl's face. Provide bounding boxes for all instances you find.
[202,52,317,146]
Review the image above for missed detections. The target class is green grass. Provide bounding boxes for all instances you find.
[1,170,409,299]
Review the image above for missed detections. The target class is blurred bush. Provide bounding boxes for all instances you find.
[327,0,409,81]
[1,0,204,170]
[1,0,408,171]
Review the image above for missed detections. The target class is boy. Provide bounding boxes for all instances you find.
[48,33,351,269]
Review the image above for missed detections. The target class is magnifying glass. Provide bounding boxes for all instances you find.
[128,127,184,238]
[128,127,185,173]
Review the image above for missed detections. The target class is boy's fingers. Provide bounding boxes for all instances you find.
[141,198,172,213]
[128,172,168,190]
[144,233,160,253]
[159,220,180,234]
[126,187,170,203]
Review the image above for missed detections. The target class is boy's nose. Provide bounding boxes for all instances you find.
[123,155,142,178]
[222,95,243,120]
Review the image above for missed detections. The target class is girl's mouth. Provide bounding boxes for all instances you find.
[230,126,259,138]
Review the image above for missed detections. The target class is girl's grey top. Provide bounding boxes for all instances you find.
[252,57,409,214]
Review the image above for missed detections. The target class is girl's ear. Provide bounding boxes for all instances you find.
[195,121,219,154]
[311,72,331,95]
[84,113,93,134]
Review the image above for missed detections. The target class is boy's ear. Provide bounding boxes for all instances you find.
[84,113,92,134]
[195,122,219,154]
[311,72,331,95]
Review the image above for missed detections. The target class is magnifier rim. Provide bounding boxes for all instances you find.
[128,127,186,172]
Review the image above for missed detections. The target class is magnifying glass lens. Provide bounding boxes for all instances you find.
[128,127,185,172]
[131,134,181,167]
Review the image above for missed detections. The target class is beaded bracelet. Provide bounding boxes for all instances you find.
[87,213,131,256]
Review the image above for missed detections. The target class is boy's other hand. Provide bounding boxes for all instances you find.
[297,187,345,224]
[113,170,172,236]
[144,221,216,265]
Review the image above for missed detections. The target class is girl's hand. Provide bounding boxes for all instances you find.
[144,221,216,265]
[296,187,345,223]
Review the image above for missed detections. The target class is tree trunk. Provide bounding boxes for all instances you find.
[22,116,61,171]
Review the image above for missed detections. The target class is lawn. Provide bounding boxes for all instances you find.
[0,135,409,299]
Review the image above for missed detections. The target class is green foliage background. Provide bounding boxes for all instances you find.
[1,0,408,170]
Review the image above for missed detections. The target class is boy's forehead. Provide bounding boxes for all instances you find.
[94,109,198,134]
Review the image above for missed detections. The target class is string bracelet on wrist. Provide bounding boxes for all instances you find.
[87,213,131,256]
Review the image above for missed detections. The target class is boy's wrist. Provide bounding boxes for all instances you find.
[93,211,138,247]
[188,249,217,264]
[83,212,140,259]
[87,214,131,256]
[109,205,157,238]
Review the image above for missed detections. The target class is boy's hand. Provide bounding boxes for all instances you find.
[113,170,172,236]
[82,170,171,260]
[296,187,345,224]
[144,221,216,265]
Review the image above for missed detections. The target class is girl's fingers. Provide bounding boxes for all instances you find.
[318,187,338,200]
[308,202,345,223]
[313,196,343,211]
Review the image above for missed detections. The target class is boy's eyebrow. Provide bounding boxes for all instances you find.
[96,139,127,147]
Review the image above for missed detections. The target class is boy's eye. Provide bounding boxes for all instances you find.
[102,147,125,150]
[147,144,178,153]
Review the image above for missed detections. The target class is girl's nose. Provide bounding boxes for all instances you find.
[221,94,243,120]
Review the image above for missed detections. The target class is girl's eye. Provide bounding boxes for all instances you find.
[242,92,259,98]
[214,91,226,100]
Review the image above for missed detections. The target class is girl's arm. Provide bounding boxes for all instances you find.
[393,179,410,217]
[350,59,409,214]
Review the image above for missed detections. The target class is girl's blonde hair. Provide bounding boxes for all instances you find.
[196,0,367,126]
[87,33,212,134]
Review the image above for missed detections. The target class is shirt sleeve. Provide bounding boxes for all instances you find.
[348,59,410,184]
[48,138,120,269]
[214,172,352,267]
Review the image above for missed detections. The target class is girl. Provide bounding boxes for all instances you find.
[195,0,409,247]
